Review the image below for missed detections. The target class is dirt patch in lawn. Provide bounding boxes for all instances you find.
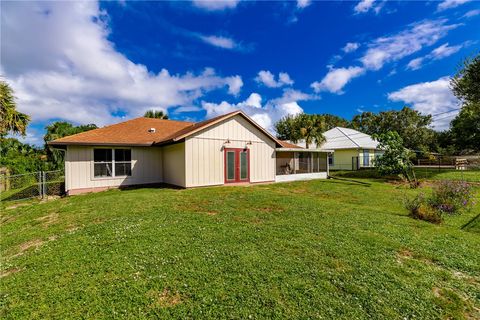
[5,202,32,210]
[36,212,59,227]
[396,248,414,264]
[0,267,22,278]
[254,205,283,213]
[12,236,57,258]
[148,288,182,308]
[18,239,44,253]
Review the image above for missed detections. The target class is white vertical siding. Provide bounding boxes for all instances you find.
[161,142,186,188]
[65,146,163,192]
[185,115,276,187]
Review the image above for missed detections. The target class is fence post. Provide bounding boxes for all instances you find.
[43,171,47,199]
[38,171,43,199]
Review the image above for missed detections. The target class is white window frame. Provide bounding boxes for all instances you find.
[92,147,132,180]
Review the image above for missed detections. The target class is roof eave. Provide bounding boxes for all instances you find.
[48,141,154,147]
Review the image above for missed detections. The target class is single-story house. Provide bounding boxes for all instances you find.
[292,127,383,171]
[320,127,383,170]
[49,111,331,195]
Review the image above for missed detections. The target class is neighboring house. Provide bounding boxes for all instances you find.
[49,111,330,195]
[320,127,383,170]
[293,127,383,170]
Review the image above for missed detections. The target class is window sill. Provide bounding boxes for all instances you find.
[92,175,131,181]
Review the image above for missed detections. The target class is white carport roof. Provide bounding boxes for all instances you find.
[319,127,379,150]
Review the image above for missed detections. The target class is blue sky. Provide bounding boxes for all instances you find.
[1,0,479,145]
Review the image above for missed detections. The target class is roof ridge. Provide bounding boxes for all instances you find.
[336,127,361,148]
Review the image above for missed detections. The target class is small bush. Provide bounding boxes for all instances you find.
[430,180,475,214]
[404,193,442,224]
[404,180,474,223]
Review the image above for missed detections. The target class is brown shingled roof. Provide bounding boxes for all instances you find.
[49,110,283,147]
[278,141,303,149]
[49,117,194,146]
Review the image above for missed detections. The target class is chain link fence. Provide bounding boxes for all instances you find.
[0,170,65,202]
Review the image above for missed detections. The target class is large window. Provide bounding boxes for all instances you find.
[114,149,132,176]
[93,148,131,178]
[94,149,113,177]
[363,149,370,167]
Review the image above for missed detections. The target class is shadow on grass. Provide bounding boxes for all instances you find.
[118,182,184,191]
[461,213,480,234]
[327,176,371,187]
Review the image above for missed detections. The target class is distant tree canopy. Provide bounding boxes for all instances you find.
[275,107,434,153]
[0,138,46,174]
[0,80,30,137]
[275,113,326,149]
[350,107,435,154]
[44,121,98,169]
[144,110,168,119]
[448,54,480,153]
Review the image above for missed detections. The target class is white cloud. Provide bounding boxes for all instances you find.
[388,77,460,130]
[406,42,466,70]
[191,0,240,11]
[360,19,460,71]
[431,42,463,59]
[255,70,294,88]
[354,0,375,13]
[296,0,312,9]
[353,0,384,14]
[199,35,237,49]
[1,1,243,129]
[311,66,365,94]
[312,18,459,94]
[342,42,360,53]
[202,89,316,132]
[278,72,294,86]
[406,57,424,71]
[463,9,480,18]
[226,75,244,95]
[437,0,471,11]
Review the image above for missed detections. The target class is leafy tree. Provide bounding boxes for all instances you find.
[275,113,326,149]
[449,102,480,153]
[0,138,46,174]
[275,115,302,142]
[319,114,349,130]
[350,106,435,154]
[44,121,97,169]
[144,110,168,119]
[0,80,30,137]
[451,54,480,104]
[449,54,480,153]
[373,131,417,184]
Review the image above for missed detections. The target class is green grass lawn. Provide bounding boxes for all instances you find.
[331,168,480,183]
[1,179,479,319]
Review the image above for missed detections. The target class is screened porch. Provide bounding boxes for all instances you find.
[275,149,330,182]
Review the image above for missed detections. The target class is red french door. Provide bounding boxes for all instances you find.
[224,148,250,183]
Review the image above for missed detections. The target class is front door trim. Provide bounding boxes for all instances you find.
[224,148,250,183]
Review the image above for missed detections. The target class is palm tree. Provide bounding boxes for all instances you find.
[144,109,168,119]
[295,114,326,149]
[0,80,30,137]
[44,121,97,169]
